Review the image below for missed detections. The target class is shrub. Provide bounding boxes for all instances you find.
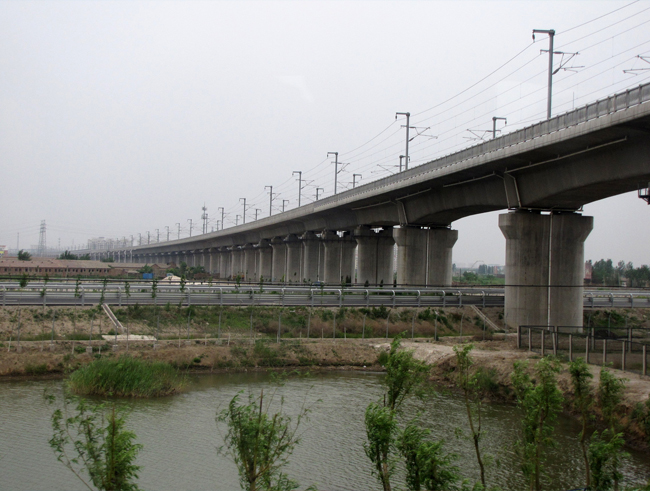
[68,356,185,397]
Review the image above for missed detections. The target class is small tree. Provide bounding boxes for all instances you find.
[364,335,430,491]
[17,249,31,261]
[47,393,142,491]
[365,403,397,491]
[568,357,594,487]
[59,250,79,260]
[397,424,460,491]
[511,357,563,491]
[74,276,82,299]
[19,273,29,288]
[384,335,429,411]
[589,367,628,491]
[216,390,311,491]
[179,275,187,293]
[453,344,489,488]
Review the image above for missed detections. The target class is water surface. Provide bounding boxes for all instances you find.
[0,371,648,490]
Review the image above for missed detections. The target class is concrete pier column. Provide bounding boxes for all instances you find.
[499,211,593,329]
[340,233,356,285]
[230,246,243,278]
[318,241,325,282]
[302,231,320,283]
[394,227,428,286]
[219,247,231,279]
[285,234,302,284]
[270,237,287,282]
[258,239,273,281]
[354,226,395,286]
[321,230,341,284]
[394,227,458,286]
[242,244,256,281]
[206,248,215,274]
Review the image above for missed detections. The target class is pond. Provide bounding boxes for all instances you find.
[0,371,648,490]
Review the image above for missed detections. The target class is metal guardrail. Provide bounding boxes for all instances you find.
[2,283,648,308]
[0,285,507,309]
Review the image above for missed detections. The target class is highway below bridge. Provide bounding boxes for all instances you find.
[75,82,650,330]
[1,282,648,311]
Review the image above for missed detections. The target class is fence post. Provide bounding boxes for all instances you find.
[552,326,557,356]
[585,333,590,363]
[622,340,626,372]
[603,338,607,365]
[541,330,545,357]
[569,334,573,362]
[528,327,532,352]
[517,325,521,349]
[628,327,632,353]
[643,345,647,376]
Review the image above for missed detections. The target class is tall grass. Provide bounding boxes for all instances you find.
[68,356,185,397]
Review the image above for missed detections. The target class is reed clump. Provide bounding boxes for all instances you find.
[68,356,185,397]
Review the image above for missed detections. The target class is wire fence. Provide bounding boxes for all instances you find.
[518,325,649,375]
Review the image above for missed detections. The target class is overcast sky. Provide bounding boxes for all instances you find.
[1,0,649,267]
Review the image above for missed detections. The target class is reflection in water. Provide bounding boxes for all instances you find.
[0,371,648,491]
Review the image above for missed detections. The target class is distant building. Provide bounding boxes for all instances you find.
[0,258,171,278]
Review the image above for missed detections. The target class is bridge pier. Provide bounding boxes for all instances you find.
[355,226,394,286]
[302,231,320,283]
[258,239,272,281]
[322,230,341,284]
[499,211,593,329]
[285,234,302,283]
[270,237,286,282]
[207,248,216,274]
[230,246,243,278]
[218,247,230,279]
[242,244,256,281]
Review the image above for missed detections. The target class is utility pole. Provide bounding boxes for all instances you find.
[147,231,150,244]
[533,29,555,119]
[353,174,362,188]
[492,117,507,139]
[292,171,302,207]
[282,199,289,212]
[316,187,323,201]
[327,152,339,194]
[165,226,170,241]
[399,155,405,172]
[240,198,247,224]
[218,207,225,230]
[176,223,181,239]
[216,220,221,231]
[130,235,134,247]
[156,229,160,243]
[201,204,208,234]
[395,112,410,170]
[138,233,142,246]
[188,219,193,237]
[265,185,274,216]
[255,208,262,221]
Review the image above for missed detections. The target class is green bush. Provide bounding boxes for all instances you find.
[68,356,185,397]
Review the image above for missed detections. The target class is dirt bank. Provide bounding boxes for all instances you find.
[2,324,649,450]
